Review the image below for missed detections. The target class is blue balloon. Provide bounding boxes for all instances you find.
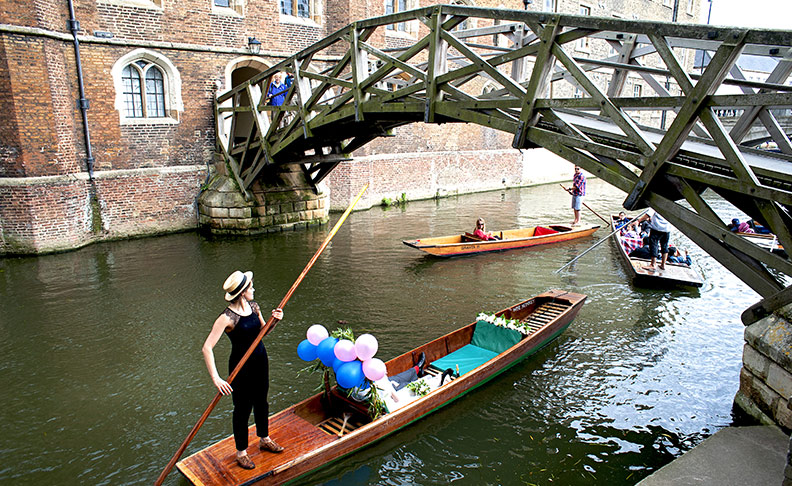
[336,360,365,389]
[332,357,344,374]
[297,339,317,362]
[317,337,339,366]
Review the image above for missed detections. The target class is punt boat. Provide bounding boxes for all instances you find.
[737,231,787,257]
[610,215,703,288]
[176,289,587,485]
[402,223,599,257]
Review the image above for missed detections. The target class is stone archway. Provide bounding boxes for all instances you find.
[223,57,270,145]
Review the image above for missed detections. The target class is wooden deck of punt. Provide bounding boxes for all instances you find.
[402,223,599,257]
[738,232,787,256]
[610,215,704,288]
[176,289,586,486]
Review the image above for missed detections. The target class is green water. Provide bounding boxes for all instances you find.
[0,180,757,485]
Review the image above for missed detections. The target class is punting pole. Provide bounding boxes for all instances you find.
[559,184,610,225]
[554,208,649,274]
[154,184,369,486]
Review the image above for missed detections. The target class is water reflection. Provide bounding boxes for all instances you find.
[0,180,757,485]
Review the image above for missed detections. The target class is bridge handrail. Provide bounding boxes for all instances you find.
[217,4,792,104]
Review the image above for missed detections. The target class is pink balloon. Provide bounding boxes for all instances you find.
[362,358,386,381]
[306,324,329,346]
[355,334,378,361]
[334,339,357,362]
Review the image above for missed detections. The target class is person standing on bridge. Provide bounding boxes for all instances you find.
[202,270,285,470]
[266,72,288,123]
[570,166,586,226]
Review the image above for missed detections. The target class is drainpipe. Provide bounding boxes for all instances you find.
[66,0,95,180]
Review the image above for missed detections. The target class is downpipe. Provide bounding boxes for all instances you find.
[66,0,102,233]
[66,0,95,181]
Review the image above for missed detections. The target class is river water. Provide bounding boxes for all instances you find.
[0,179,758,485]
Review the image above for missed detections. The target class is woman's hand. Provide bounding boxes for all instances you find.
[213,375,233,396]
[271,308,284,320]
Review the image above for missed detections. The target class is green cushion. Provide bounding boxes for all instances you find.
[432,344,499,376]
[471,320,522,354]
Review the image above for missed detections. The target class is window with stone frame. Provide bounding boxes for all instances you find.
[281,0,310,18]
[112,50,183,124]
[97,0,162,10]
[122,61,166,118]
[577,5,591,51]
[543,0,556,11]
[280,0,322,23]
[686,0,694,14]
[384,0,419,35]
[385,0,407,31]
[213,0,245,16]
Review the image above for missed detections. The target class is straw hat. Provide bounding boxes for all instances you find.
[223,270,253,301]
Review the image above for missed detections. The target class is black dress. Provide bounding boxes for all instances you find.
[224,301,270,451]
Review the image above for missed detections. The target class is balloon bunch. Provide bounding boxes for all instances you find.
[297,324,387,389]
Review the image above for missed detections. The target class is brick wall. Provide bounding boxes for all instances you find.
[327,147,573,210]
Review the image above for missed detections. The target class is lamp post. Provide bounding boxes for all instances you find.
[247,37,261,55]
[523,0,532,10]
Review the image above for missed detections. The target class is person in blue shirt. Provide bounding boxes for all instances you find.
[266,72,288,122]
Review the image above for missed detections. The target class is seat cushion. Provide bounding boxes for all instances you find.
[431,344,499,376]
[471,320,522,354]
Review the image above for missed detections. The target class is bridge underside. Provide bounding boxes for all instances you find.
[216,5,792,320]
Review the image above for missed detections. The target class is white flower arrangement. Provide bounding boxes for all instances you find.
[477,312,532,335]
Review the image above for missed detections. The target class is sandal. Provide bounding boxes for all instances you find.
[259,437,284,453]
[236,454,255,469]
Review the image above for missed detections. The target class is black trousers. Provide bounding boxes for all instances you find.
[230,353,269,451]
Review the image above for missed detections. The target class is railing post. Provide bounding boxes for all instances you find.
[350,23,369,122]
[513,16,559,149]
[292,57,314,138]
[425,6,448,123]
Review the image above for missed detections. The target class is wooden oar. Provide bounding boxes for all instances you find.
[553,208,648,274]
[559,184,610,225]
[154,184,369,486]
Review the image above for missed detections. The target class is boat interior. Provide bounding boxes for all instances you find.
[293,295,573,429]
[459,225,572,243]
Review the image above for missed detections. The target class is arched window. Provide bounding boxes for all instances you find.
[112,50,183,124]
[121,61,166,118]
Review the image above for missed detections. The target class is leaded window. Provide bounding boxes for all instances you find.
[122,61,166,118]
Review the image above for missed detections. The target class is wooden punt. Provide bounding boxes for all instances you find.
[176,289,586,486]
[610,215,703,288]
[738,231,787,257]
[402,223,600,257]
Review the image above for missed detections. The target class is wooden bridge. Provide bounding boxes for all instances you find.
[215,5,792,321]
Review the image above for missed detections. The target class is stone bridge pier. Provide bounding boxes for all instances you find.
[737,306,792,435]
[197,160,329,235]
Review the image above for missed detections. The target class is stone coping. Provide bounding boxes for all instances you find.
[0,165,206,186]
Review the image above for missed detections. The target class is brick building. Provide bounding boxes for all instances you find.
[0,0,700,254]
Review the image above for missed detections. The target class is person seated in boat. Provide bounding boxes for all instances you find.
[728,218,755,234]
[667,247,692,266]
[628,235,654,260]
[620,222,639,238]
[472,218,500,240]
[350,352,434,404]
[619,223,642,254]
[614,212,630,230]
[748,220,771,234]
